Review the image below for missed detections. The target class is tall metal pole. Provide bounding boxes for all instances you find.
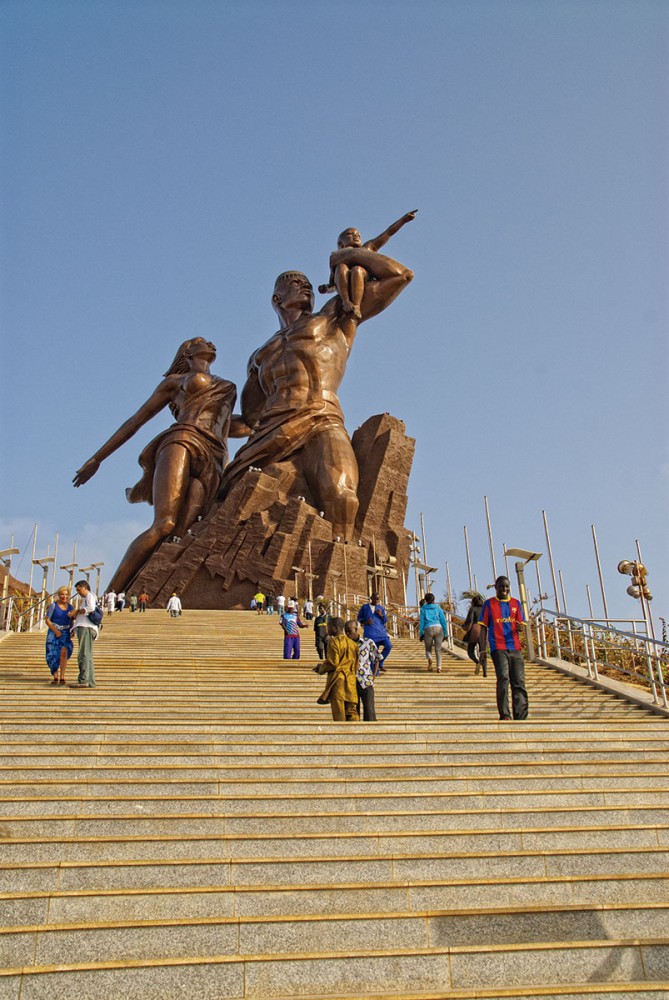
[463,526,473,590]
[586,584,594,619]
[420,512,428,568]
[591,524,610,622]
[342,542,348,602]
[420,513,432,592]
[484,496,497,580]
[27,524,38,597]
[558,570,569,614]
[445,561,453,609]
[51,533,59,592]
[542,510,561,614]
[535,560,544,614]
[503,545,510,579]
[635,539,656,640]
[308,542,314,601]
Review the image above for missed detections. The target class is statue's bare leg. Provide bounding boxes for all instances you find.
[174,477,207,537]
[299,426,359,540]
[348,265,365,319]
[334,263,356,315]
[108,444,190,592]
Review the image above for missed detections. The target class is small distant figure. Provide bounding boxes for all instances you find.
[166,593,182,618]
[314,604,329,659]
[69,579,99,688]
[419,593,448,673]
[138,588,149,612]
[254,589,266,615]
[129,593,138,613]
[357,591,392,674]
[318,210,417,319]
[314,617,360,721]
[462,592,488,677]
[116,591,126,612]
[303,598,314,621]
[105,590,116,617]
[45,586,74,685]
[265,594,275,615]
[276,594,286,615]
[479,576,528,721]
[345,620,378,722]
[280,606,306,659]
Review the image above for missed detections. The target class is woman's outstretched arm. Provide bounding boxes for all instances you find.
[73,377,177,487]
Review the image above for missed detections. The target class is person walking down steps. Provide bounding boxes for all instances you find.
[462,591,488,677]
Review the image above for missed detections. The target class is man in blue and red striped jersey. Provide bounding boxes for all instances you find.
[479,576,529,721]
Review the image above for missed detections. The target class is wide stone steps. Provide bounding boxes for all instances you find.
[0,610,667,998]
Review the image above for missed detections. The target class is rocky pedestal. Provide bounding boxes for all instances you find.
[132,413,415,609]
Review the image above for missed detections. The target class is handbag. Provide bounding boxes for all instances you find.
[464,621,484,644]
[88,605,103,626]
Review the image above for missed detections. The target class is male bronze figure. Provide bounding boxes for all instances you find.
[221,218,414,540]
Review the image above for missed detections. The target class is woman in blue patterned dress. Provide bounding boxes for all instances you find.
[45,587,74,685]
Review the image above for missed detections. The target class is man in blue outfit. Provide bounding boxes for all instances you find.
[357,591,392,674]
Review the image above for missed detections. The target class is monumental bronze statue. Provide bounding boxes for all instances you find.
[73,338,245,592]
[220,211,415,541]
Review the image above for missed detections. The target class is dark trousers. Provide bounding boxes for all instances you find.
[356,681,377,721]
[491,649,528,720]
[315,636,327,659]
[467,641,488,673]
[283,634,300,659]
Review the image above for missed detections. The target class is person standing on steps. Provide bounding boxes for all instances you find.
[105,590,116,617]
[314,617,360,721]
[45,586,74,685]
[479,576,529,721]
[345,619,378,721]
[419,593,448,672]
[254,589,266,615]
[138,588,149,612]
[69,579,99,688]
[357,591,392,674]
[280,605,306,659]
[276,593,286,616]
[314,604,329,659]
[462,592,488,677]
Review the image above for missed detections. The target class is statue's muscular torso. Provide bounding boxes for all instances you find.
[248,308,354,419]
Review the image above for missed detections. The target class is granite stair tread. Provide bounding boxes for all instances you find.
[0,608,667,997]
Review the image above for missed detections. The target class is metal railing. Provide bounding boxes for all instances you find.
[533,608,668,708]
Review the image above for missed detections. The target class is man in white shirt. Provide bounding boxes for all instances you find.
[70,580,98,688]
[276,594,286,613]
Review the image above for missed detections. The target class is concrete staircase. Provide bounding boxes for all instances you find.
[0,609,667,999]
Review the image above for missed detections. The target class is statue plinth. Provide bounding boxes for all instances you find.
[131,413,414,609]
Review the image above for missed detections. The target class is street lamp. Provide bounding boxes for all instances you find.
[504,547,543,661]
[0,548,20,603]
[618,559,653,636]
[90,562,105,596]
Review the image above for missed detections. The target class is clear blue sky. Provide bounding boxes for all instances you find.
[2,0,667,627]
